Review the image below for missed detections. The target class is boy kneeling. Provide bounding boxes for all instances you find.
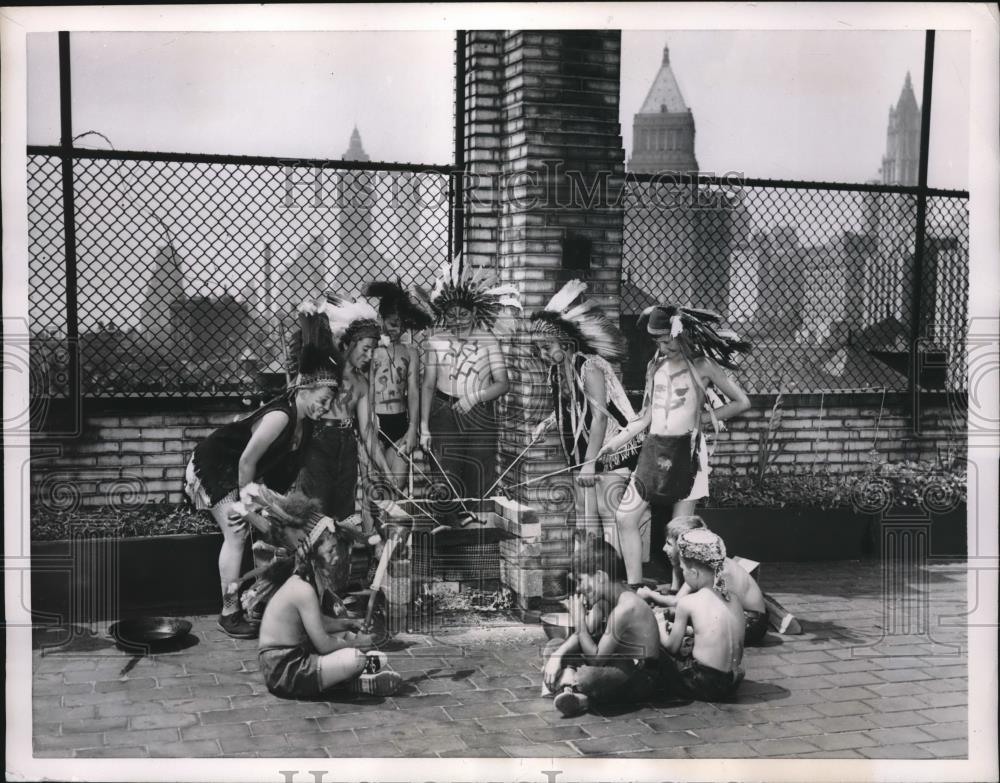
[257,519,401,699]
[542,537,661,717]
[658,528,745,701]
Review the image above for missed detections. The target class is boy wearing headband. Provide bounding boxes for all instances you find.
[256,508,402,700]
[658,528,746,701]
[639,516,768,645]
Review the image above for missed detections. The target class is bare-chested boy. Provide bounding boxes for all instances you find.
[365,281,432,491]
[541,536,661,717]
[658,528,745,701]
[257,524,402,699]
[639,515,768,645]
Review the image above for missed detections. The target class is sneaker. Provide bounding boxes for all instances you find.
[363,651,388,674]
[217,611,258,639]
[554,688,589,717]
[346,669,402,696]
[540,682,555,698]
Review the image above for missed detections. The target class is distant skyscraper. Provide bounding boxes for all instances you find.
[880,72,921,186]
[627,44,699,174]
[342,126,370,163]
[141,243,184,348]
[334,127,396,283]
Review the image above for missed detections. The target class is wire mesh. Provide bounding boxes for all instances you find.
[27,153,451,397]
[620,178,969,395]
[27,154,968,400]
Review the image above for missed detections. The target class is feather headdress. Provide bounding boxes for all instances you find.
[429,254,522,330]
[292,300,341,389]
[364,279,434,332]
[321,292,381,349]
[528,280,626,362]
[640,303,751,370]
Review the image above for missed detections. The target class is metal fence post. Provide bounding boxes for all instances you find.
[909,30,936,434]
[452,30,467,262]
[58,31,80,413]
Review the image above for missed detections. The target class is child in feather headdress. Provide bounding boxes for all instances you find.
[252,487,402,700]
[599,305,751,587]
[528,280,649,568]
[418,256,519,524]
[294,293,393,542]
[364,280,434,490]
[184,304,339,639]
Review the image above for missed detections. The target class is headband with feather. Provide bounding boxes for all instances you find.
[293,300,342,389]
[364,280,434,332]
[321,292,381,349]
[640,303,751,370]
[528,280,626,362]
[429,254,522,330]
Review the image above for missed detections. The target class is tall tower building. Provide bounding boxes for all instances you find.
[880,72,921,186]
[335,127,395,281]
[627,44,699,174]
[141,243,184,347]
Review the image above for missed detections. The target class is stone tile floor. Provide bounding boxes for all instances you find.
[32,560,969,759]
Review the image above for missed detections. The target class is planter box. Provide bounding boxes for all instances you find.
[697,506,966,562]
[31,533,227,624]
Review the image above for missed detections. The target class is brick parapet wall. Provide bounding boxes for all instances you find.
[29,400,966,513]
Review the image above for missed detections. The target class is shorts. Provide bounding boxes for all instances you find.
[659,651,744,701]
[377,412,410,446]
[543,639,661,704]
[744,609,768,646]
[258,643,322,699]
[184,459,238,512]
[633,432,710,505]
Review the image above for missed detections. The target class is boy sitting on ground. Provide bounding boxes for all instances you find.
[638,515,768,645]
[542,536,661,717]
[657,528,745,701]
[257,518,401,699]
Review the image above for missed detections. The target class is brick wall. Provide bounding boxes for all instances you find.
[32,410,243,509]
[28,399,966,511]
[468,30,629,600]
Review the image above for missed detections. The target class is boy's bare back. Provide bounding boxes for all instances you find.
[722,558,766,613]
[678,587,745,673]
[605,590,661,661]
[258,575,315,650]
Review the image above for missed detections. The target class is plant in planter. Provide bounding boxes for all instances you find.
[31,502,217,541]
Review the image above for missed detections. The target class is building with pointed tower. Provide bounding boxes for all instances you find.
[140,243,184,350]
[627,44,699,175]
[880,72,921,186]
[622,41,749,356]
[334,126,395,283]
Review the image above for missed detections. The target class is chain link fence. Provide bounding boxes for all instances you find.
[27,151,453,398]
[621,176,969,395]
[28,155,968,402]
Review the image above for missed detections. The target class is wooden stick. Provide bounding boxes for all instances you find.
[763,591,802,635]
[363,530,403,632]
[504,458,599,490]
[482,432,541,499]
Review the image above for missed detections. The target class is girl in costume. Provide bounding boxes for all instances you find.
[295,293,393,572]
[599,305,751,587]
[363,280,434,490]
[419,256,519,524]
[184,306,339,638]
[528,280,648,563]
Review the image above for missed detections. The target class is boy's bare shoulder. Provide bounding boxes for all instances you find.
[283,575,316,601]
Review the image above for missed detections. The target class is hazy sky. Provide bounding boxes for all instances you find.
[27,29,969,188]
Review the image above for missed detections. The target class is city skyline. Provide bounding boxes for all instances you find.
[26,29,969,189]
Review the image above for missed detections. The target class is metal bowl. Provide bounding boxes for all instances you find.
[109,617,193,649]
[540,612,573,641]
